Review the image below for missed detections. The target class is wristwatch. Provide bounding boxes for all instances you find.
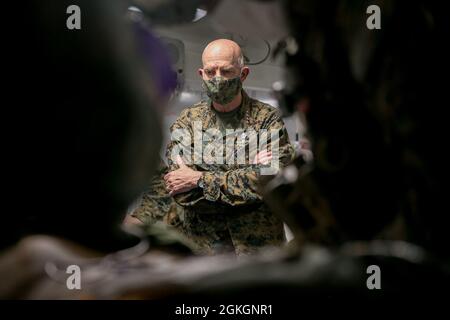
[197,172,205,189]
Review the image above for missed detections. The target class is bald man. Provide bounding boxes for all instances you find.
[164,39,294,256]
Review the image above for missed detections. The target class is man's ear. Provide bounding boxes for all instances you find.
[198,68,204,78]
[240,67,250,82]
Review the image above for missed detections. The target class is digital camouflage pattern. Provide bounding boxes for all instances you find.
[202,76,242,105]
[130,165,202,253]
[166,90,295,256]
[131,164,183,229]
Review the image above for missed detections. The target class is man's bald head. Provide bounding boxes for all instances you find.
[199,39,249,82]
[202,39,244,68]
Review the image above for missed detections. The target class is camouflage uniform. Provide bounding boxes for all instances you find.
[166,90,295,256]
[131,164,183,229]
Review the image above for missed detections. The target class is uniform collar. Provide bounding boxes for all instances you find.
[203,89,253,128]
[207,89,251,114]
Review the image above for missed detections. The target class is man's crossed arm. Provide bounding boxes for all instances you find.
[164,152,273,197]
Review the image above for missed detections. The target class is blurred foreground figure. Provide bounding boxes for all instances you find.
[2,0,164,252]
[0,0,187,299]
[267,0,450,255]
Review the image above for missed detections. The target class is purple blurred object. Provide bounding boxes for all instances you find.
[133,22,178,98]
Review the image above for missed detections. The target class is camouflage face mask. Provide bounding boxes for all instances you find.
[202,76,242,105]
